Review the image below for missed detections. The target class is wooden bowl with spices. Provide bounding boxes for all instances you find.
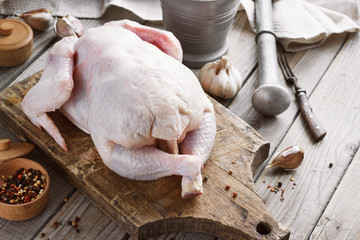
[0,139,50,221]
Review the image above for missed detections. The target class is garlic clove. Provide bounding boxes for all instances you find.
[54,15,84,38]
[267,146,304,170]
[209,70,228,97]
[198,56,242,99]
[19,8,54,31]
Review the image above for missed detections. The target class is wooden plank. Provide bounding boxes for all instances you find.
[34,191,129,240]
[255,32,360,239]
[0,122,75,240]
[228,32,349,176]
[0,73,289,239]
[310,149,360,239]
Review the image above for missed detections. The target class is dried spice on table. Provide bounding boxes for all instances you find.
[53,221,59,228]
[264,178,299,202]
[0,168,47,204]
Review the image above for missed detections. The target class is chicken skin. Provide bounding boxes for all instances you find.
[22,20,216,198]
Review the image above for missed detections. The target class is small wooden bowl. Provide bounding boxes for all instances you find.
[0,19,33,67]
[0,158,50,221]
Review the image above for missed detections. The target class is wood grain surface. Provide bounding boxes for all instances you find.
[34,191,129,240]
[2,7,359,240]
[0,72,289,239]
[310,148,360,240]
[255,32,360,239]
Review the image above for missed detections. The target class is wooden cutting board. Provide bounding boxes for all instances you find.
[0,71,290,240]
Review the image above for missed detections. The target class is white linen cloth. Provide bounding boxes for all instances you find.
[1,0,359,52]
[240,0,360,51]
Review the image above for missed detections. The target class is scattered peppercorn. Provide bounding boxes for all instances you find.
[0,168,47,204]
[329,163,333,168]
[53,222,59,229]
[203,176,208,182]
[277,182,282,187]
[293,183,297,186]
[40,232,46,238]
[63,198,68,203]
[263,180,266,183]
[280,198,285,202]
[225,185,230,190]
[232,160,236,164]
[76,228,80,233]
[67,221,72,225]
[281,189,285,197]
[228,169,233,174]
[232,192,237,198]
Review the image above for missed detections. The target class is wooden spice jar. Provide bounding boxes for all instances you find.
[0,19,33,67]
[0,139,50,221]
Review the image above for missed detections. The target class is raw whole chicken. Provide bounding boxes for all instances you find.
[22,20,216,198]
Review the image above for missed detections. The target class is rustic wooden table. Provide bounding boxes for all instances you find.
[1,7,360,240]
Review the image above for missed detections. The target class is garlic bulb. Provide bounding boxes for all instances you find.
[19,8,54,31]
[198,56,242,99]
[267,146,304,170]
[54,15,84,38]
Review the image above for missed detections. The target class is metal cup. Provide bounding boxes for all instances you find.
[160,0,240,68]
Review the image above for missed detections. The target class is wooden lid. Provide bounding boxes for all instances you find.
[0,139,34,162]
[0,19,33,67]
